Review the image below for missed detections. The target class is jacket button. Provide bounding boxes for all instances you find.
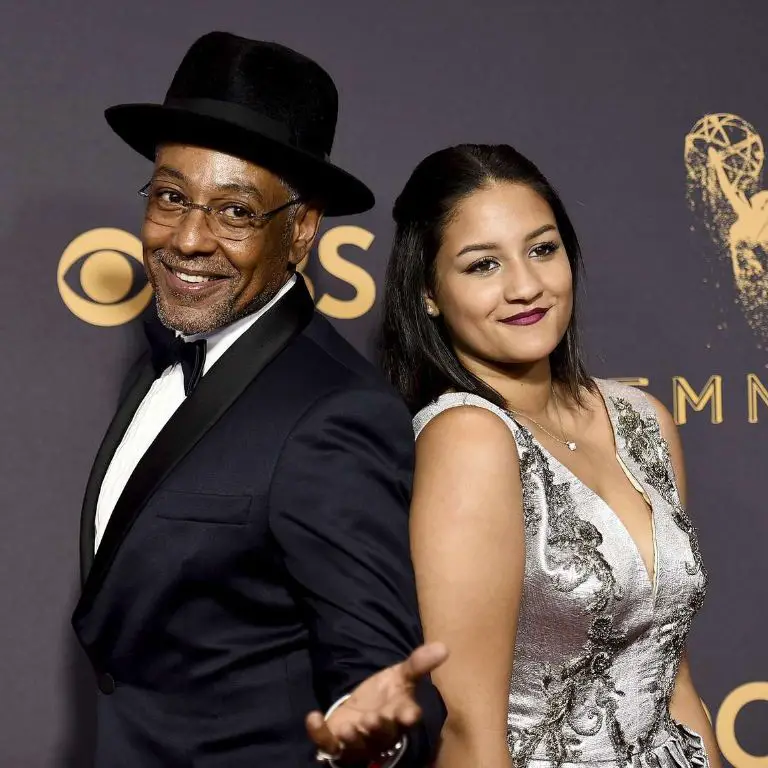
[98,673,116,695]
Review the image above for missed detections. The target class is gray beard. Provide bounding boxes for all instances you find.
[156,274,290,336]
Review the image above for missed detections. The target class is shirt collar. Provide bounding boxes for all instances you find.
[183,274,298,375]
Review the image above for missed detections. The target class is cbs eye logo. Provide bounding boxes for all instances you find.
[57,228,153,326]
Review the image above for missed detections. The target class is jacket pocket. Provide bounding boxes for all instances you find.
[153,489,252,525]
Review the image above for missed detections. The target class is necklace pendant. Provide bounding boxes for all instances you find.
[567,441,577,451]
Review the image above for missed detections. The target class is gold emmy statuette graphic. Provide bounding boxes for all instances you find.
[58,227,153,326]
[685,114,768,343]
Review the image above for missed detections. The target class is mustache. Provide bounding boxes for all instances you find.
[150,249,238,278]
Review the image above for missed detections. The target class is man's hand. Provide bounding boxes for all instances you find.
[306,642,448,765]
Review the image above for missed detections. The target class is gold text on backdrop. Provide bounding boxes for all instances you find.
[59,226,377,326]
[614,375,767,424]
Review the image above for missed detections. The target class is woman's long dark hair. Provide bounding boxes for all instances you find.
[379,143,593,413]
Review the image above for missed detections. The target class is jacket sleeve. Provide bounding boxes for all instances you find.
[268,385,445,766]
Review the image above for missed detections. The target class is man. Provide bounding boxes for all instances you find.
[72,31,446,767]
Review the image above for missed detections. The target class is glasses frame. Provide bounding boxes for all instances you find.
[138,182,304,240]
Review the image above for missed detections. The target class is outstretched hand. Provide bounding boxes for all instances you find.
[306,641,448,765]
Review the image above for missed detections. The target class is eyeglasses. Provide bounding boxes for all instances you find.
[138,182,304,241]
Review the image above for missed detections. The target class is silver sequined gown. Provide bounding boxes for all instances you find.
[413,379,709,768]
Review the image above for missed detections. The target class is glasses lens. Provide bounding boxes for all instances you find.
[139,185,265,242]
[143,187,186,227]
[210,207,257,241]
[208,220,252,241]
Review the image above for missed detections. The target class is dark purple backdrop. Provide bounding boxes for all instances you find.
[0,2,765,765]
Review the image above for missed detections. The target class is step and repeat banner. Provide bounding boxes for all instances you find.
[0,1,765,765]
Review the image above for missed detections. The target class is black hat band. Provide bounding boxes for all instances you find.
[164,97,330,161]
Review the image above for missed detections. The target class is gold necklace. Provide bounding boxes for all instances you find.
[506,392,577,451]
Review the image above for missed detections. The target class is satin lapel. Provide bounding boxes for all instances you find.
[74,279,315,618]
[79,359,156,585]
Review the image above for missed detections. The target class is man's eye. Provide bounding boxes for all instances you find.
[221,204,252,220]
[157,190,185,206]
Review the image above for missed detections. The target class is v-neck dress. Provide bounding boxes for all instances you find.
[413,379,709,768]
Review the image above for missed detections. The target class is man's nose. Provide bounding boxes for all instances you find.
[170,209,218,256]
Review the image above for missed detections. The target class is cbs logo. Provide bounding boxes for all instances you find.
[709,682,768,768]
[58,225,377,326]
[297,225,376,319]
[57,228,152,326]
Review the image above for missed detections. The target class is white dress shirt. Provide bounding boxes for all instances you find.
[94,275,297,552]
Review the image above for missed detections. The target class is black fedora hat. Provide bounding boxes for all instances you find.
[105,32,374,216]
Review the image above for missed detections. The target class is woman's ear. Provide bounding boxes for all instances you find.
[424,297,440,317]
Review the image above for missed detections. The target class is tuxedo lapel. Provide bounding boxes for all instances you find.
[74,278,315,618]
[79,360,156,584]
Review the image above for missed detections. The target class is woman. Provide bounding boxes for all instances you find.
[380,144,719,768]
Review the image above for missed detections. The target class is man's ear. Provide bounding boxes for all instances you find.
[288,203,324,267]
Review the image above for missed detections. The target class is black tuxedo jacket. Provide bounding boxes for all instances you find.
[71,278,445,767]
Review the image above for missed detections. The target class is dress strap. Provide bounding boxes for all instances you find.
[595,377,683,507]
[413,392,522,440]
[596,377,659,425]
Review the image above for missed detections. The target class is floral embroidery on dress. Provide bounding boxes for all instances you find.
[513,425,622,612]
[636,587,707,750]
[508,427,628,768]
[414,390,708,768]
[508,616,629,768]
[610,397,705,577]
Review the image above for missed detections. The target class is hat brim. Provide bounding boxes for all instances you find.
[105,103,374,216]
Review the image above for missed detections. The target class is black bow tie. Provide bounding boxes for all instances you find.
[144,321,207,397]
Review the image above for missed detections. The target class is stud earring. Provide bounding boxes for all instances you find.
[425,301,438,317]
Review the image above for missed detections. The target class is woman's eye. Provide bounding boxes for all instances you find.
[530,241,560,259]
[467,257,499,273]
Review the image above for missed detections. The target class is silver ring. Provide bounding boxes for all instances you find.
[315,740,345,764]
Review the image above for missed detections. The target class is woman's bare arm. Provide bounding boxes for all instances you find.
[411,406,524,768]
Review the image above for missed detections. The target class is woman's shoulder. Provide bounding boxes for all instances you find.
[413,392,521,481]
[413,391,515,439]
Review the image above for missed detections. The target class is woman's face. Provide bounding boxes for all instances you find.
[430,181,573,372]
